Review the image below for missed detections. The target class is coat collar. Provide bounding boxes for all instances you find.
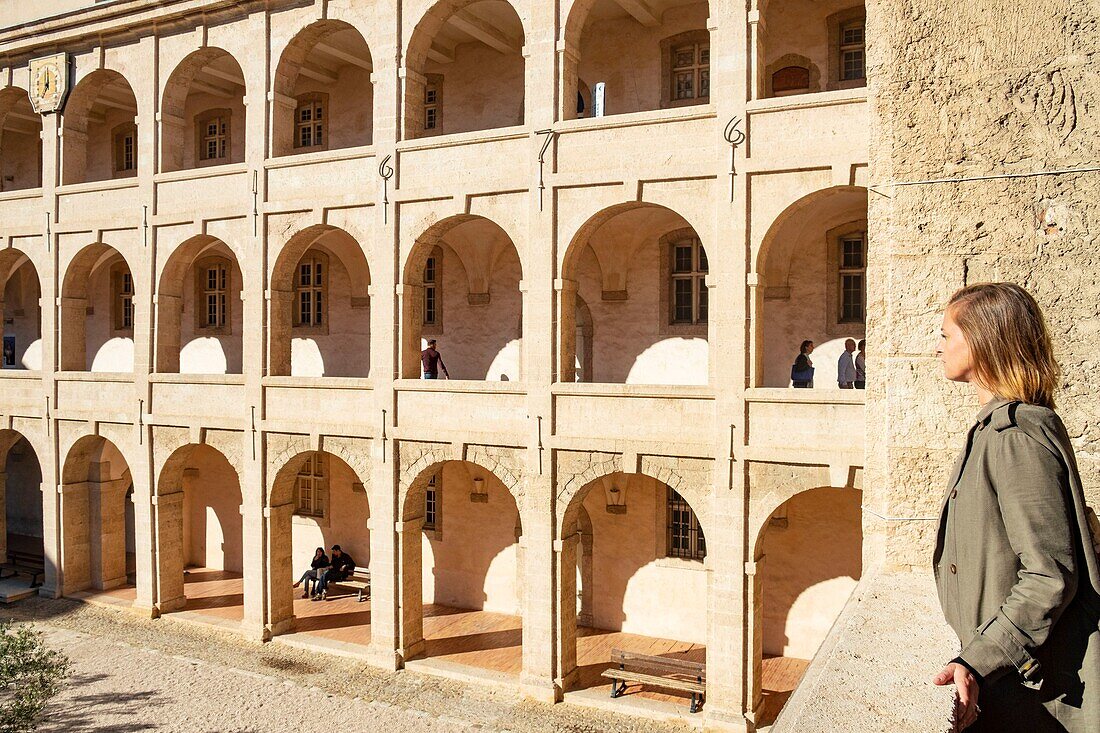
[974,397,1015,429]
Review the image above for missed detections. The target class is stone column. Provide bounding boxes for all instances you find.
[396,284,424,379]
[554,279,578,383]
[58,297,87,371]
[265,500,295,636]
[153,293,182,372]
[152,490,185,612]
[366,513,401,669]
[58,482,91,594]
[266,289,293,376]
[553,530,580,693]
[745,554,765,723]
[0,471,6,562]
[240,501,267,640]
[396,515,425,662]
[88,474,129,590]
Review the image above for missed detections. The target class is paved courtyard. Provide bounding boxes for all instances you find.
[5,595,700,733]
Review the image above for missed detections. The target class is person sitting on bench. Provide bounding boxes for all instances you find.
[292,547,329,598]
[312,545,355,600]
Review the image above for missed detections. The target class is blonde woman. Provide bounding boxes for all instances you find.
[932,283,1099,731]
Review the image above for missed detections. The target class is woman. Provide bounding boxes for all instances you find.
[854,338,866,389]
[791,340,815,388]
[932,283,1099,731]
[292,547,329,599]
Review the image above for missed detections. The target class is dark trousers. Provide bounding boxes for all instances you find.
[315,568,349,594]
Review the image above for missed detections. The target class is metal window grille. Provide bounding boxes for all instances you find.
[201,117,228,160]
[424,474,438,530]
[295,454,326,517]
[203,264,227,328]
[839,234,866,322]
[670,237,709,324]
[667,488,706,560]
[295,256,324,326]
[840,21,866,81]
[423,254,439,325]
[672,43,710,101]
[296,101,324,148]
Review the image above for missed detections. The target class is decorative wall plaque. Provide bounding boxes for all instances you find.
[28,52,69,114]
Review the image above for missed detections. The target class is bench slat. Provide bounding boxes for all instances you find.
[610,649,706,678]
[601,669,705,693]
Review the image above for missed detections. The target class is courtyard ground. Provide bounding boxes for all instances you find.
[2,595,699,733]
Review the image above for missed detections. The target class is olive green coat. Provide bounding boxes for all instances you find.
[934,399,1100,732]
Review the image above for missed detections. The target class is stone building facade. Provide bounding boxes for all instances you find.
[0,0,876,730]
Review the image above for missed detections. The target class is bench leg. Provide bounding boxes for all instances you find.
[690,693,702,713]
[610,679,627,699]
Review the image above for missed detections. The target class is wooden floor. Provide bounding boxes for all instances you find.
[758,655,811,726]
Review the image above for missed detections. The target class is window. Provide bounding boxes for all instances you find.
[295,453,326,518]
[670,236,708,325]
[112,122,137,175]
[424,473,439,530]
[112,263,134,332]
[671,41,710,102]
[294,94,328,150]
[423,75,442,133]
[294,252,327,328]
[840,20,866,81]
[423,248,441,327]
[198,110,229,161]
[666,488,706,561]
[838,232,866,323]
[194,257,231,333]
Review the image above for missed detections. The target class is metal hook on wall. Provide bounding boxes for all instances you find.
[723,117,746,203]
[536,129,556,212]
[378,155,394,224]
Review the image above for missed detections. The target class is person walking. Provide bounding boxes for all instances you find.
[292,547,329,598]
[837,338,857,388]
[421,339,450,379]
[791,340,815,388]
[931,282,1099,731]
[854,338,866,389]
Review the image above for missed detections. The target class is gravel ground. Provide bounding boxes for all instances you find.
[4,596,693,733]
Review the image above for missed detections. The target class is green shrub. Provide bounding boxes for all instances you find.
[0,622,70,733]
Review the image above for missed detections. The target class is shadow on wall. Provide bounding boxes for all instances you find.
[760,487,862,659]
[624,337,709,385]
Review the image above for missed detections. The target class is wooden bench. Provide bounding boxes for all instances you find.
[327,568,370,602]
[601,649,706,713]
[0,549,45,588]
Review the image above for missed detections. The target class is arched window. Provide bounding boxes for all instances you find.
[666,488,706,561]
[194,256,231,333]
[293,251,328,330]
[196,109,231,164]
[294,93,328,150]
[773,66,810,95]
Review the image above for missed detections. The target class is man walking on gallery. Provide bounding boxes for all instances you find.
[421,339,450,379]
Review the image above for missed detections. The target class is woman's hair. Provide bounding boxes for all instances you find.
[857,339,865,352]
[799,340,813,354]
[314,547,325,556]
[947,282,1060,408]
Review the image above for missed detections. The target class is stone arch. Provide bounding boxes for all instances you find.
[156,234,245,374]
[764,53,822,97]
[400,215,524,380]
[0,428,46,590]
[753,185,868,387]
[61,69,138,184]
[0,86,42,191]
[0,246,43,370]
[559,202,710,385]
[272,19,374,156]
[59,242,137,372]
[268,224,371,377]
[160,48,247,172]
[154,442,244,615]
[395,447,525,664]
[59,435,135,595]
[403,0,527,139]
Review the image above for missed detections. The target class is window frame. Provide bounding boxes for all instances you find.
[111,261,135,334]
[195,108,231,166]
[837,232,867,324]
[824,220,869,336]
[422,74,443,135]
[660,30,712,109]
[294,452,327,519]
[193,255,232,335]
[112,121,137,177]
[422,246,443,332]
[665,487,706,562]
[660,229,709,336]
[293,92,329,152]
[292,250,329,335]
[827,7,868,90]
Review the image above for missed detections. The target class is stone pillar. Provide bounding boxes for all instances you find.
[153,490,185,612]
[240,502,266,639]
[130,479,158,615]
[58,297,87,371]
[396,515,425,662]
[554,279,578,383]
[557,44,580,121]
[0,471,6,563]
[396,284,424,379]
[520,477,559,703]
[554,530,580,693]
[88,473,129,590]
[366,513,401,669]
[745,555,765,723]
[153,293,182,372]
[265,500,295,636]
[59,482,91,594]
[266,288,293,376]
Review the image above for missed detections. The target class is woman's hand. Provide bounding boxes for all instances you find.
[933,662,980,729]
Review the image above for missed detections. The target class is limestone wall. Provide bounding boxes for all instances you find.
[4,438,42,537]
[182,446,243,573]
[423,42,525,136]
